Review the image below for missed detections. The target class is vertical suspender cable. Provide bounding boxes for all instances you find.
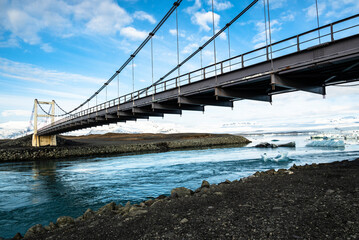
[266,0,274,71]
[227,27,231,71]
[132,59,135,105]
[263,0,269,60]
[200,48,203,79]
[176,8,180,76]
[175,7,181,95]
[200,49,203,69]
[151,37,154,100]
[315,0,321,44]
[117,75,119,98]
[211,0,218,83]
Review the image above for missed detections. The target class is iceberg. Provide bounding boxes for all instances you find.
[261,152,289,162]
[306,139,345,148]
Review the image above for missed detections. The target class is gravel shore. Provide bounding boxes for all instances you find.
[12,158,359,240]
[0,133,250,162]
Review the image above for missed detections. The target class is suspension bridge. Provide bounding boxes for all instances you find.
[31,0,359,147]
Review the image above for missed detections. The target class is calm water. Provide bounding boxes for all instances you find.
[1,134,359,238]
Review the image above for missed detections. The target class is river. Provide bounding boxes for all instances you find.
[1,133,359,238]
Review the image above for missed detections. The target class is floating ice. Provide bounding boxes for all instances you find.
[261,152,289,162]
[306,139,345,148]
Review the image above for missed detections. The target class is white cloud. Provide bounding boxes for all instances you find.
[192,11,220,31]
[0,37,19,48]
[133,11,156,24]
[169,29,186,37]
[28,88,87,100]
[185,0,202,14]
[218,30,226,40]
[0,0,133,50]
[207,0,233,11]
[120,26,148,40]
[325,0,359,19]
[268,0,287,10]
[304,3,326,20]
[6,9,42,45]
[40,43,54,53]
[84,1,132,35]
[280,11,295,22]
[1,110,31,117]
[182,43,199,54]
[0,57,104,85]
[252,20,282,46]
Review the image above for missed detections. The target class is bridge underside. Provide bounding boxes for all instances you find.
[38,34,359,136]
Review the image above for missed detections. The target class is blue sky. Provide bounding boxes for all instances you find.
[0,0,359,133]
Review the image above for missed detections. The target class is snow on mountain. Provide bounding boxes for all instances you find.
[220,115,359,134]
[0,121,31,139]
[1,115,358,139]
[0,120,186,139]
[66,121,184,136]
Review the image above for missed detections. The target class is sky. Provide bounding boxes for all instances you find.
[0,0,359,134]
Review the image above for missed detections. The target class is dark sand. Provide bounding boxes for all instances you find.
[0,133,250,162]
[18,159,359,240]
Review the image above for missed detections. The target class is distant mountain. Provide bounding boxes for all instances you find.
[0,121,31,139]
[0,120,181,139]
[69,121,181,136]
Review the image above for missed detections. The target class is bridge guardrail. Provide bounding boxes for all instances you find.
[40,14,359,132]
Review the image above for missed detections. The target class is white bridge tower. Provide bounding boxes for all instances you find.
[32,99,57,147]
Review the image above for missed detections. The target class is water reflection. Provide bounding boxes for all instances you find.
[1,135,359,238]
[32,161,57,179]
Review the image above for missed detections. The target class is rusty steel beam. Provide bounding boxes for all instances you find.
[152,103,204,111]
[271,74,326,95]
[178,96,233,107]
[215,87,272,102]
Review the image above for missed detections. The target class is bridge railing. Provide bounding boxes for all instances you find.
[40,14,359,132]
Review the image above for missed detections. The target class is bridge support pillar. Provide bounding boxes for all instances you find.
[32,134,57,147]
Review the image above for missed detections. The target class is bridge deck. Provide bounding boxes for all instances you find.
[38,29,359,136]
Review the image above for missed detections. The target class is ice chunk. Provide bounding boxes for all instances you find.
[306,139,345,148]
[261,152,289,162]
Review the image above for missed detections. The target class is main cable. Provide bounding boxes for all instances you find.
[138,0,259,96]
[54,0,183,117]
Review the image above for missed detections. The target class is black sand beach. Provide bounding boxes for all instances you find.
[13,158,359,240]
[0,133,250,162]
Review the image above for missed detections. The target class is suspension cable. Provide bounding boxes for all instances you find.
[263,0,269,60]
[26,104,35,133]
[37,102,52,115]
[50,0,258,118]
[227,27,231,70]
[315,0,321,44]
[138,0,259,96]
[151,37,155,100]
[176,8,180,76]
[200,48,203,69]
[211,0,218,83]
[132,58,135,105]
[176,7,181,94]
[117,74,119,98]
[266,0,274,71]
[51,0,182,117]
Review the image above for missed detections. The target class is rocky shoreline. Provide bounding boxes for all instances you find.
[0,133,250,162]
[7,158,359,240]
